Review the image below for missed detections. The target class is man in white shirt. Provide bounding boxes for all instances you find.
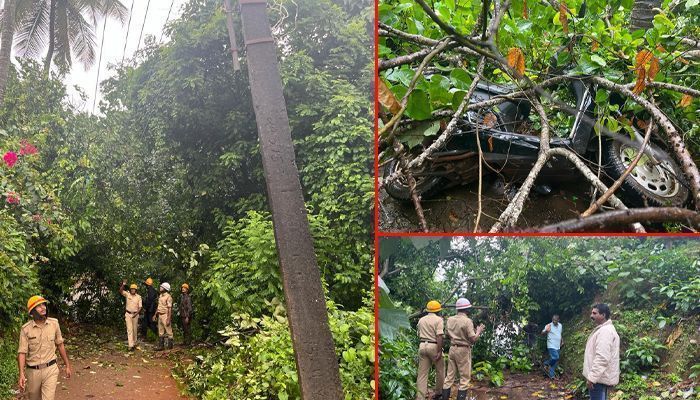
[541,314,562,379]
[583,304,620,400]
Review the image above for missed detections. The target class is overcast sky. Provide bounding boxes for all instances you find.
[64,0,189,113]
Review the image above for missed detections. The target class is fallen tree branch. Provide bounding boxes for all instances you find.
[531,207,700,232]
[582,118,653,217]
[645,81,700,97]
[591,76,700,210]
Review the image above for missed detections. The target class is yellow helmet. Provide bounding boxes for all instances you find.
[27,296,48,314]
[181,283,190,291]
[129,284,138,290]
[145,278,153,286]
[426,300,442,313]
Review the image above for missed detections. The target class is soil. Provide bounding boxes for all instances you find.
[428,371,576,399]
[379,176,598,232]
[15,324,191,400]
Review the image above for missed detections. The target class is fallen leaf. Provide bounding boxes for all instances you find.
[483,113,497,128]
[378,79,402,115]
[647,56,660,81]
[679,94,693,108]
[507,48,526,77]
[559,3,569,34]
[592,39,599,52]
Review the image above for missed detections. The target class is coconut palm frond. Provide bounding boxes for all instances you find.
[14,0,50,58]
[67,1,95,69]
[99,0,128,24]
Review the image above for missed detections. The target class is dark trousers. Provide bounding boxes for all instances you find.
[182,319,192,345]
[589,383,609,400]
[142,311,158,337]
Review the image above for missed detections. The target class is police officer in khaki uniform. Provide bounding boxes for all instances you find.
[119,280,143,351]
[153,282,173,350]
[416,300,445,400]
[441,298,485,400]
[17,296,72,400]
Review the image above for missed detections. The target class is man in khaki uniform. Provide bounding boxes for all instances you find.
[442,298,485,400]
[119,280,143,351]
[153,282,173,350]
[17,296,72,400]
[416,300,445,400]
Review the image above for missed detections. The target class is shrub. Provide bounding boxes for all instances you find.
[623,337,666,372]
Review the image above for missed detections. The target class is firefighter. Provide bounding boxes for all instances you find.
[416,300,445,400]
[153,282,173,350]
[17,296,73,400]
[180,283,193,346]
[119,281,143,351]
[441,298,485,400]
[141,277,159,339]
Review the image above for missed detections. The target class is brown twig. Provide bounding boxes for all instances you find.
[531,207,700,232]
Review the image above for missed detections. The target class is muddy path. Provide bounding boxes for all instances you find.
[16,324,191,400]
[428,371,575,400]
[379,174,598,232]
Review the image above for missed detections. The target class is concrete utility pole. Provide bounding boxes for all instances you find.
[231,0,344,398]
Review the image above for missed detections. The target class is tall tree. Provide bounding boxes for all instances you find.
[630,0,662,31]
[0,0,17,106]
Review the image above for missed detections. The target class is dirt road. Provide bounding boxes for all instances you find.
[16,325,190,400]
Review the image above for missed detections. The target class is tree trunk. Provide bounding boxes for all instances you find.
[236,1,344,399]
[630,0,662,31]
[43,0,57,75]
[0,0,17,107]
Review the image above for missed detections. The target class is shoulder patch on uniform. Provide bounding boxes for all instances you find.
[21,321,32,329]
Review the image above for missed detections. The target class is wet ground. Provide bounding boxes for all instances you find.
[379,174,596,232]
[14,324,190,400]
[429,371,575,400]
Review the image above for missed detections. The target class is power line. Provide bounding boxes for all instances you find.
[92,17,108,114]
[136,0,152,53]
[159,0,176,43]
[121,0,136,64]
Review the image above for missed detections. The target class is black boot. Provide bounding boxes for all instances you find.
[167,337,173,350]
[441,388,451,400]
[156,337,164,351]
[456,390,468,400]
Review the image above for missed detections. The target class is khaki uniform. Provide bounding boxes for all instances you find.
[157,292,173,339]
[416,313,444,400]
[18,318,64,400]
[443,313,478,391]
[121,291,142,348]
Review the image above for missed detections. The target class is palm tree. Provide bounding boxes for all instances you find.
[630,0,662,31]
[0,0,127,106]
[13,0,128,74]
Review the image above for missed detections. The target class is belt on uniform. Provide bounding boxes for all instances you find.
[420,340,437,344]
[27,359,56,370]
[451,343,472,347]
[126,310,139,314]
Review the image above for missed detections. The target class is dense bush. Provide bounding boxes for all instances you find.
[180,299,373,400]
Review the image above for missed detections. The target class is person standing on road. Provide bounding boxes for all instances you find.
[416,300,445,400]
[141,278,159,340]
[154,282,173,350]
[179,283,193,346]
[119,281,143,351]
[583,304,620,400]
[441,298,485,400]
[17,296,73,400]
[542,314,563,379]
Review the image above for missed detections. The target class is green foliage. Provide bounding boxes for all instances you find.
[507,344,533,372]
[624,337,666,371]
[655,276,700,314]
[379,332,417,400]
[180,300,373,400]
[0,336,18,399]
[473,360,505,387]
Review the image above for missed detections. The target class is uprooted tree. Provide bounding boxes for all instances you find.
[378,0,700,232]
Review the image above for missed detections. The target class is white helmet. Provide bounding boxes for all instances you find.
[160,282,171,292]
[455,298,472,310]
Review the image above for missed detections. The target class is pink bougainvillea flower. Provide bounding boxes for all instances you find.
[32,214,42,222]
[19,140,38,156]
[5,191,20,204]
[3,151,18,167]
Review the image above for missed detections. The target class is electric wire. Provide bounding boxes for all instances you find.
[159,0,176,43]
[121,0,135,64]
[92,17,108,114]
[136,0,152,53]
